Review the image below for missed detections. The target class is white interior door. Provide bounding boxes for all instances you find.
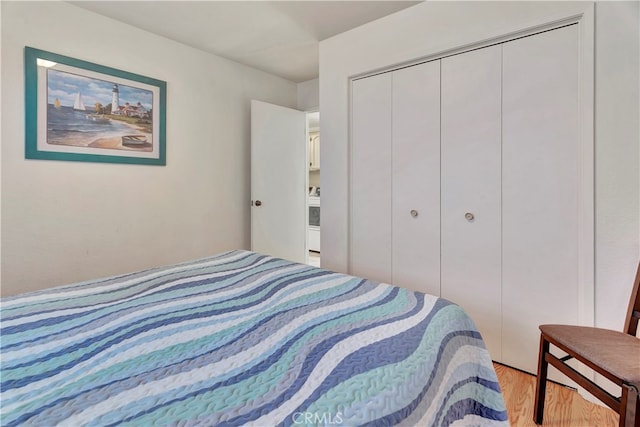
[441,45,503,361]
[251,100,307,263]
[350,73,393,283]
[392,60,441,296]
[502,25,581,375]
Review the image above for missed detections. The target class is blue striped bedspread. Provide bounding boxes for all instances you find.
[1,250,508,426]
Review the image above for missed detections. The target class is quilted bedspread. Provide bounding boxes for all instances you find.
[1,250,508,426]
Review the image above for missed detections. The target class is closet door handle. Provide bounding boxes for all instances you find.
[465,212,474,221]
[410,210,419,218]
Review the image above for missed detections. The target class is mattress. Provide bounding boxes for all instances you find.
[1,250,508,426]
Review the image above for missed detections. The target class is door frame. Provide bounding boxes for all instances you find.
[304,109,320,265]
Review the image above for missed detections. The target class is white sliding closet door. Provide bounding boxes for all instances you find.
[441,45,502,360]
[392,61,441,296]
[351,74,392,283]
[502,25,581,374]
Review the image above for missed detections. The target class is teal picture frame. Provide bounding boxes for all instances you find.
[25,47,166,165]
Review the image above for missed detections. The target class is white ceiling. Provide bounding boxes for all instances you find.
[70,1,421,83]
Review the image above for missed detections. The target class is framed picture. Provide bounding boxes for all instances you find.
[24,47,166,165]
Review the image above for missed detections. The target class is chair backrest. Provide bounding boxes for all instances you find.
[624,261,640,336]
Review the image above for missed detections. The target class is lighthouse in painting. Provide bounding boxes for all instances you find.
[111,84,120,113]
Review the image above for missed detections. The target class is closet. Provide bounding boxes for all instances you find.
[350,24,584,374]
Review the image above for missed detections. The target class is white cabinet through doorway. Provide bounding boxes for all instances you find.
[309,133,320,171]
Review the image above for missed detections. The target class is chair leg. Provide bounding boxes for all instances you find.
[534,334,550,425]
[620,384,640,427]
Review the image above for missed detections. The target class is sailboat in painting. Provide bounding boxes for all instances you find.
[73,92,86,111]
[53,98,61,109]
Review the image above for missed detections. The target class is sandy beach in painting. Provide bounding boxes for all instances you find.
[47,105,153,152]
[49,124,152,152]
[88,120,152,151]
[88,134,152,151]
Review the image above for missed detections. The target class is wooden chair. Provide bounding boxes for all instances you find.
[534,261,640,427]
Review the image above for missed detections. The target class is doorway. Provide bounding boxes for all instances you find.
[307,111,320,267]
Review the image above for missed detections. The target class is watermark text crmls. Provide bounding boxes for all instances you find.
[291,411,343,425]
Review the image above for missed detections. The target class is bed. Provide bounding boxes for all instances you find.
[1,250,508,426]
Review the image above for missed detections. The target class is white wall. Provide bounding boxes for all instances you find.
[319,1,639,331]
[0,1,298,296]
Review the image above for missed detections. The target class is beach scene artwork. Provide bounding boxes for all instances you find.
[47,69,153,151]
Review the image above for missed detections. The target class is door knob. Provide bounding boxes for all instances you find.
[410,210,419,218]
[465,212,474,221]
[255,200,262,206]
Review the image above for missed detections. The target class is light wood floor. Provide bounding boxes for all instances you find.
[494,363,619,426]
